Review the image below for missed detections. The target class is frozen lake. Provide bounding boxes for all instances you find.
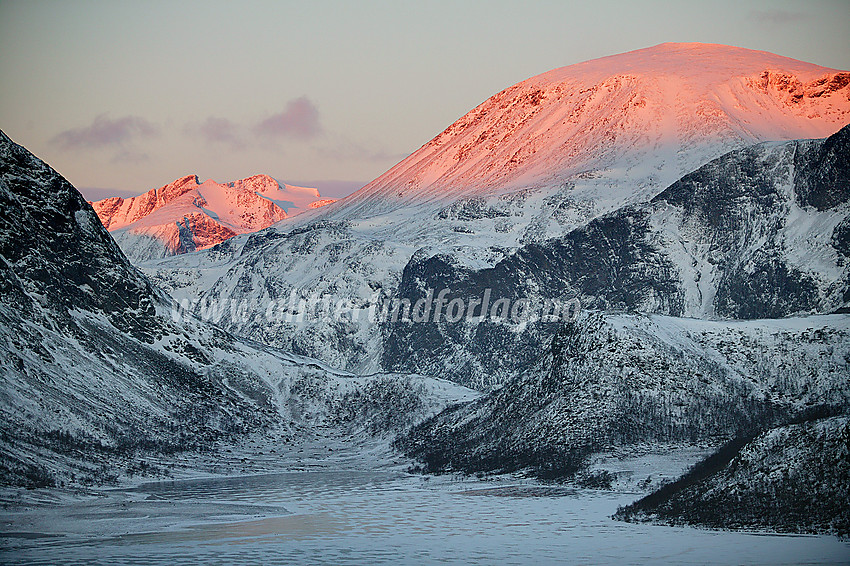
[2,470,848,565]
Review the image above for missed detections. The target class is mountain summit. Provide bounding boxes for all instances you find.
[319,43,849,222]
[91,174,335,260]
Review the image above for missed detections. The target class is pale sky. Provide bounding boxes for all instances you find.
[1,0,848,199]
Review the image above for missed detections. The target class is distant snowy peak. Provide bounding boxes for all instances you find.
[329,43,849,218]
[92,174,202,231]
[91,174,334,259]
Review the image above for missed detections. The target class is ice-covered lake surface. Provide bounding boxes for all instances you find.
[2,470,849,565]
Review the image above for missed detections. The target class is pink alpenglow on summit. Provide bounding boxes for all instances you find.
[323,43,850,222]
[90,174,334,259]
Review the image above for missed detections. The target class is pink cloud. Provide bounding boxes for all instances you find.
[51,115,158,149]
[187,116,246,148]
[254,97,322,139]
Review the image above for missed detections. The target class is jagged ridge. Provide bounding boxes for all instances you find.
[91,174,335,260]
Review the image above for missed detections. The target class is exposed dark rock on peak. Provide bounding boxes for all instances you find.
[792,123,850,211]
[0,130,156,322]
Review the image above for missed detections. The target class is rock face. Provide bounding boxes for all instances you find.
[139,44,850,379]
[1,130,261,486]
[384,125,850,387]
[0,131,470,488]
[0,131,159,338]
[91,174,334,261]
[616,415,850,536]
[398,313,850,480]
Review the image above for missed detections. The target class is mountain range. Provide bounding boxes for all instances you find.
[141,43,850,380]
[3,42,849,536]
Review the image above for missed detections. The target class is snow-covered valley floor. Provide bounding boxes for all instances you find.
[2,442,848,565]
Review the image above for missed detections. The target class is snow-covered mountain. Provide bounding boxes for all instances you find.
[145,126,850,387]
[398,311,850,480]
[0,131,471,488]
[141,44,850,376]
[386,125,850,387]
[3,40,849,539]
[311,42,849,226]
[90,174,335,261]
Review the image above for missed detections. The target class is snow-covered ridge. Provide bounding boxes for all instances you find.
[90,174,335,260]
[399,310,850,479]
[0,130,471,488]
[617,414,850,535]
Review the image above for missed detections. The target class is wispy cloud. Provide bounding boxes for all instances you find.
[185,116,246,149]
[51,115,158,149]
[749,9,809,26]
[254,97,322,139]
